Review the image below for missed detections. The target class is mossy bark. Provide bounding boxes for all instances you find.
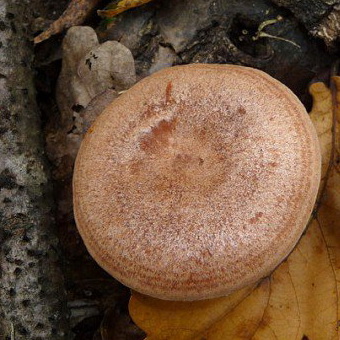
[0,1,70,339]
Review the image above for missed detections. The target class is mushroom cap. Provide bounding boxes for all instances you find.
[73,64,321,301]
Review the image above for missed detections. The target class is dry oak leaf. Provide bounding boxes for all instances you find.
[129,77,340,340]
[98,0,155,18]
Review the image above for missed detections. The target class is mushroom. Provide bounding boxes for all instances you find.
[73,64,321,301]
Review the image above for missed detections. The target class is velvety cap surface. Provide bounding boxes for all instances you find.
[73,64,321,300]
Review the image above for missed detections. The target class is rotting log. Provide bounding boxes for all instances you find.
[0,1,70,339]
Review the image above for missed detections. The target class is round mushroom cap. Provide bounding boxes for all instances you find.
[73,64,321,301]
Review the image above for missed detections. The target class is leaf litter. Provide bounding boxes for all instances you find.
[34,0,155,44]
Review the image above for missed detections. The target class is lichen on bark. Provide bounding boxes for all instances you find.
[0,1,70,339]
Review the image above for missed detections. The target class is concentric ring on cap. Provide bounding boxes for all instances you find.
[73,64,321,301]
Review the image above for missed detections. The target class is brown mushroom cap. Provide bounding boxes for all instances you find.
[73,64,321,301]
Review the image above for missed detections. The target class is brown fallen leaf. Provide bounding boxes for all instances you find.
[129,77,340,339]
[309,81,334,204]
[129,285,256,340]
[34,0,101,44]
[98,0,155,19]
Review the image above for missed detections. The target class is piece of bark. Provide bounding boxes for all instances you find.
[271,0,340,47]
[0,1,70,339]
[310,3,340,47]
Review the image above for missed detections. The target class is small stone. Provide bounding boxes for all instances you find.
[149,46,178,74]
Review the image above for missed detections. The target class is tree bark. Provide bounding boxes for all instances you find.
[0,1,70,339]
[271,0,340,47]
